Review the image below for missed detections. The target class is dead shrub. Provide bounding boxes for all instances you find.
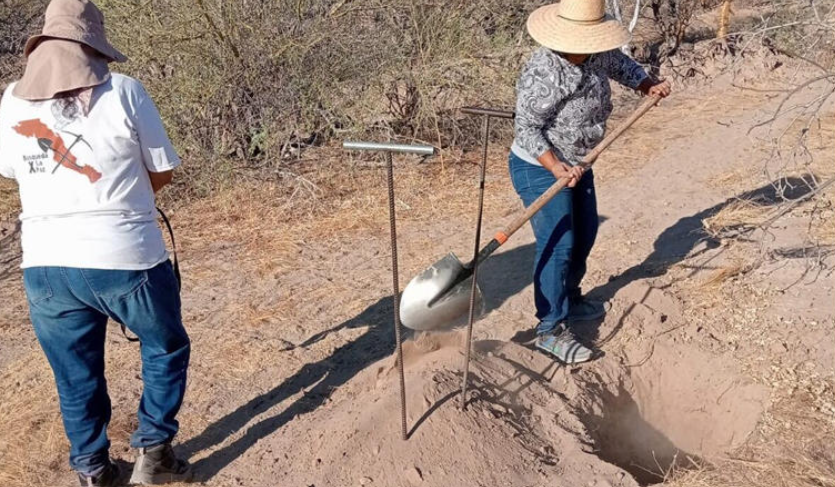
[650,0,700,57]
[0,0,42,82]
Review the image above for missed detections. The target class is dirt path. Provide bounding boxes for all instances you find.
[1,74,832,487]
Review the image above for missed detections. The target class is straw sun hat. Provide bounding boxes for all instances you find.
[527,0,632,54]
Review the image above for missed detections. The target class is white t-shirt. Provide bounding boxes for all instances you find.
[0,74,180,270]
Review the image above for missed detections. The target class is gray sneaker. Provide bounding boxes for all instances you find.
[535,326,596,364]
[129,443,193,485]
[566,297,610,323]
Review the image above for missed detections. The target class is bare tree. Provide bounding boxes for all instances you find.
[649,0,699,58]
[609,0,642,53]
[717,0,733,39]
[628,0,642,33]
[607,0,624,23]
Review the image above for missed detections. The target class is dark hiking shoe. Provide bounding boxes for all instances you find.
[535,326,596,364]
[77,461,122,487]
[129,443,193,485]
[566,297,610,323]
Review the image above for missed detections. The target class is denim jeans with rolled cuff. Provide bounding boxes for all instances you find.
[23,260,189,476]
[508,151,599,335]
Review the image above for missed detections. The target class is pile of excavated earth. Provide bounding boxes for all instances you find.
[262,308,766,487]
[260,280,768,487]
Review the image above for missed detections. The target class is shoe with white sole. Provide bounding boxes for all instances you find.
[535,326,596,364]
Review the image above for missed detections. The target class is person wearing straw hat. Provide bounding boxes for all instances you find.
[0,1,193,485]
[510,0,671,364]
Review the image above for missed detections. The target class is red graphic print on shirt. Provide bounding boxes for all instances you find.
[13,119,101,183]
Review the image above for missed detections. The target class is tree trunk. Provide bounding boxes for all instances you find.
[608,0,624,23]
[717,0,733,39]
[628,0,642,33]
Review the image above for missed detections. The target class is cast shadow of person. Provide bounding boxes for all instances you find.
[179,242,536,481]
[577,175,816,345]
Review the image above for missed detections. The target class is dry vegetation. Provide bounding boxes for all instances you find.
[2,0,832,207]
[1,0,536,204]
[671,113,834,487]
[86,0,534,197]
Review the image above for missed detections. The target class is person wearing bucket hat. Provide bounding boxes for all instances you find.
[0,1,193,486]
[509,0,671,364]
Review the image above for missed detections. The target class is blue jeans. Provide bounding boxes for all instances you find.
[508,151,599,335]
[23,260,190,476]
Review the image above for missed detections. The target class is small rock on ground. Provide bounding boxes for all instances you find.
[405,466,423,483]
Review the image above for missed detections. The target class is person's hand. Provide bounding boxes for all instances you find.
[550,162,584,188]
[646,79,672,98]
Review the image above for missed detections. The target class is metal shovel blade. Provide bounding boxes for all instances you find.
[399,253,484,331]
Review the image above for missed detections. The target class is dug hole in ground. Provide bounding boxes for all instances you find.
[1,37,833,487]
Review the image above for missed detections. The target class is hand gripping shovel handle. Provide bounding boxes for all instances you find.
[470,95,662,267]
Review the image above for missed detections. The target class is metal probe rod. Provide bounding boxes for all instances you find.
[343,140,435,440]
[458,106,515,409]
[460,113,492,410]
[385,151,408,441]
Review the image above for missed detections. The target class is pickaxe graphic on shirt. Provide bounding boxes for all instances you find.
[49,129,93,175]
[13,119,101,183]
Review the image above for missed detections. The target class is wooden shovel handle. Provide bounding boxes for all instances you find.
[494,95,661,244]
[582,94,661,165]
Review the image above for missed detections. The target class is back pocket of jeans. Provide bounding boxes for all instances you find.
[82,269,149,301]
[23,268,54,305]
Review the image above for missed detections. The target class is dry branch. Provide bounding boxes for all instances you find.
[717,0,732,39]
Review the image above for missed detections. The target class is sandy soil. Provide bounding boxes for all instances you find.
[1,59,833,487]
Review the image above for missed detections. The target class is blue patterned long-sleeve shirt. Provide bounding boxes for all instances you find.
[511,48,648,166]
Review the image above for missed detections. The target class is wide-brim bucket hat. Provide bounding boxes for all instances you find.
[24,0,127,63]
[527,0,632,54]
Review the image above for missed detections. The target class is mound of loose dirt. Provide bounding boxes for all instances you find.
[263,332,636,487]
[253,287,768,487]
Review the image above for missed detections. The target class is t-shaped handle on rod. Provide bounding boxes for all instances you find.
[343,141,436,156]
[459,107,514,119]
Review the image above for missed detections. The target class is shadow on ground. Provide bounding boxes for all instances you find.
[179,242,535,481]
[180,176,815,480]
[579,175,817,345]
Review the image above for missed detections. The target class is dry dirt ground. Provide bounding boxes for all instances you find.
[1,63,833,487]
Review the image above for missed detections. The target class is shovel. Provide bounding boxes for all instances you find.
[400,95,662,331]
